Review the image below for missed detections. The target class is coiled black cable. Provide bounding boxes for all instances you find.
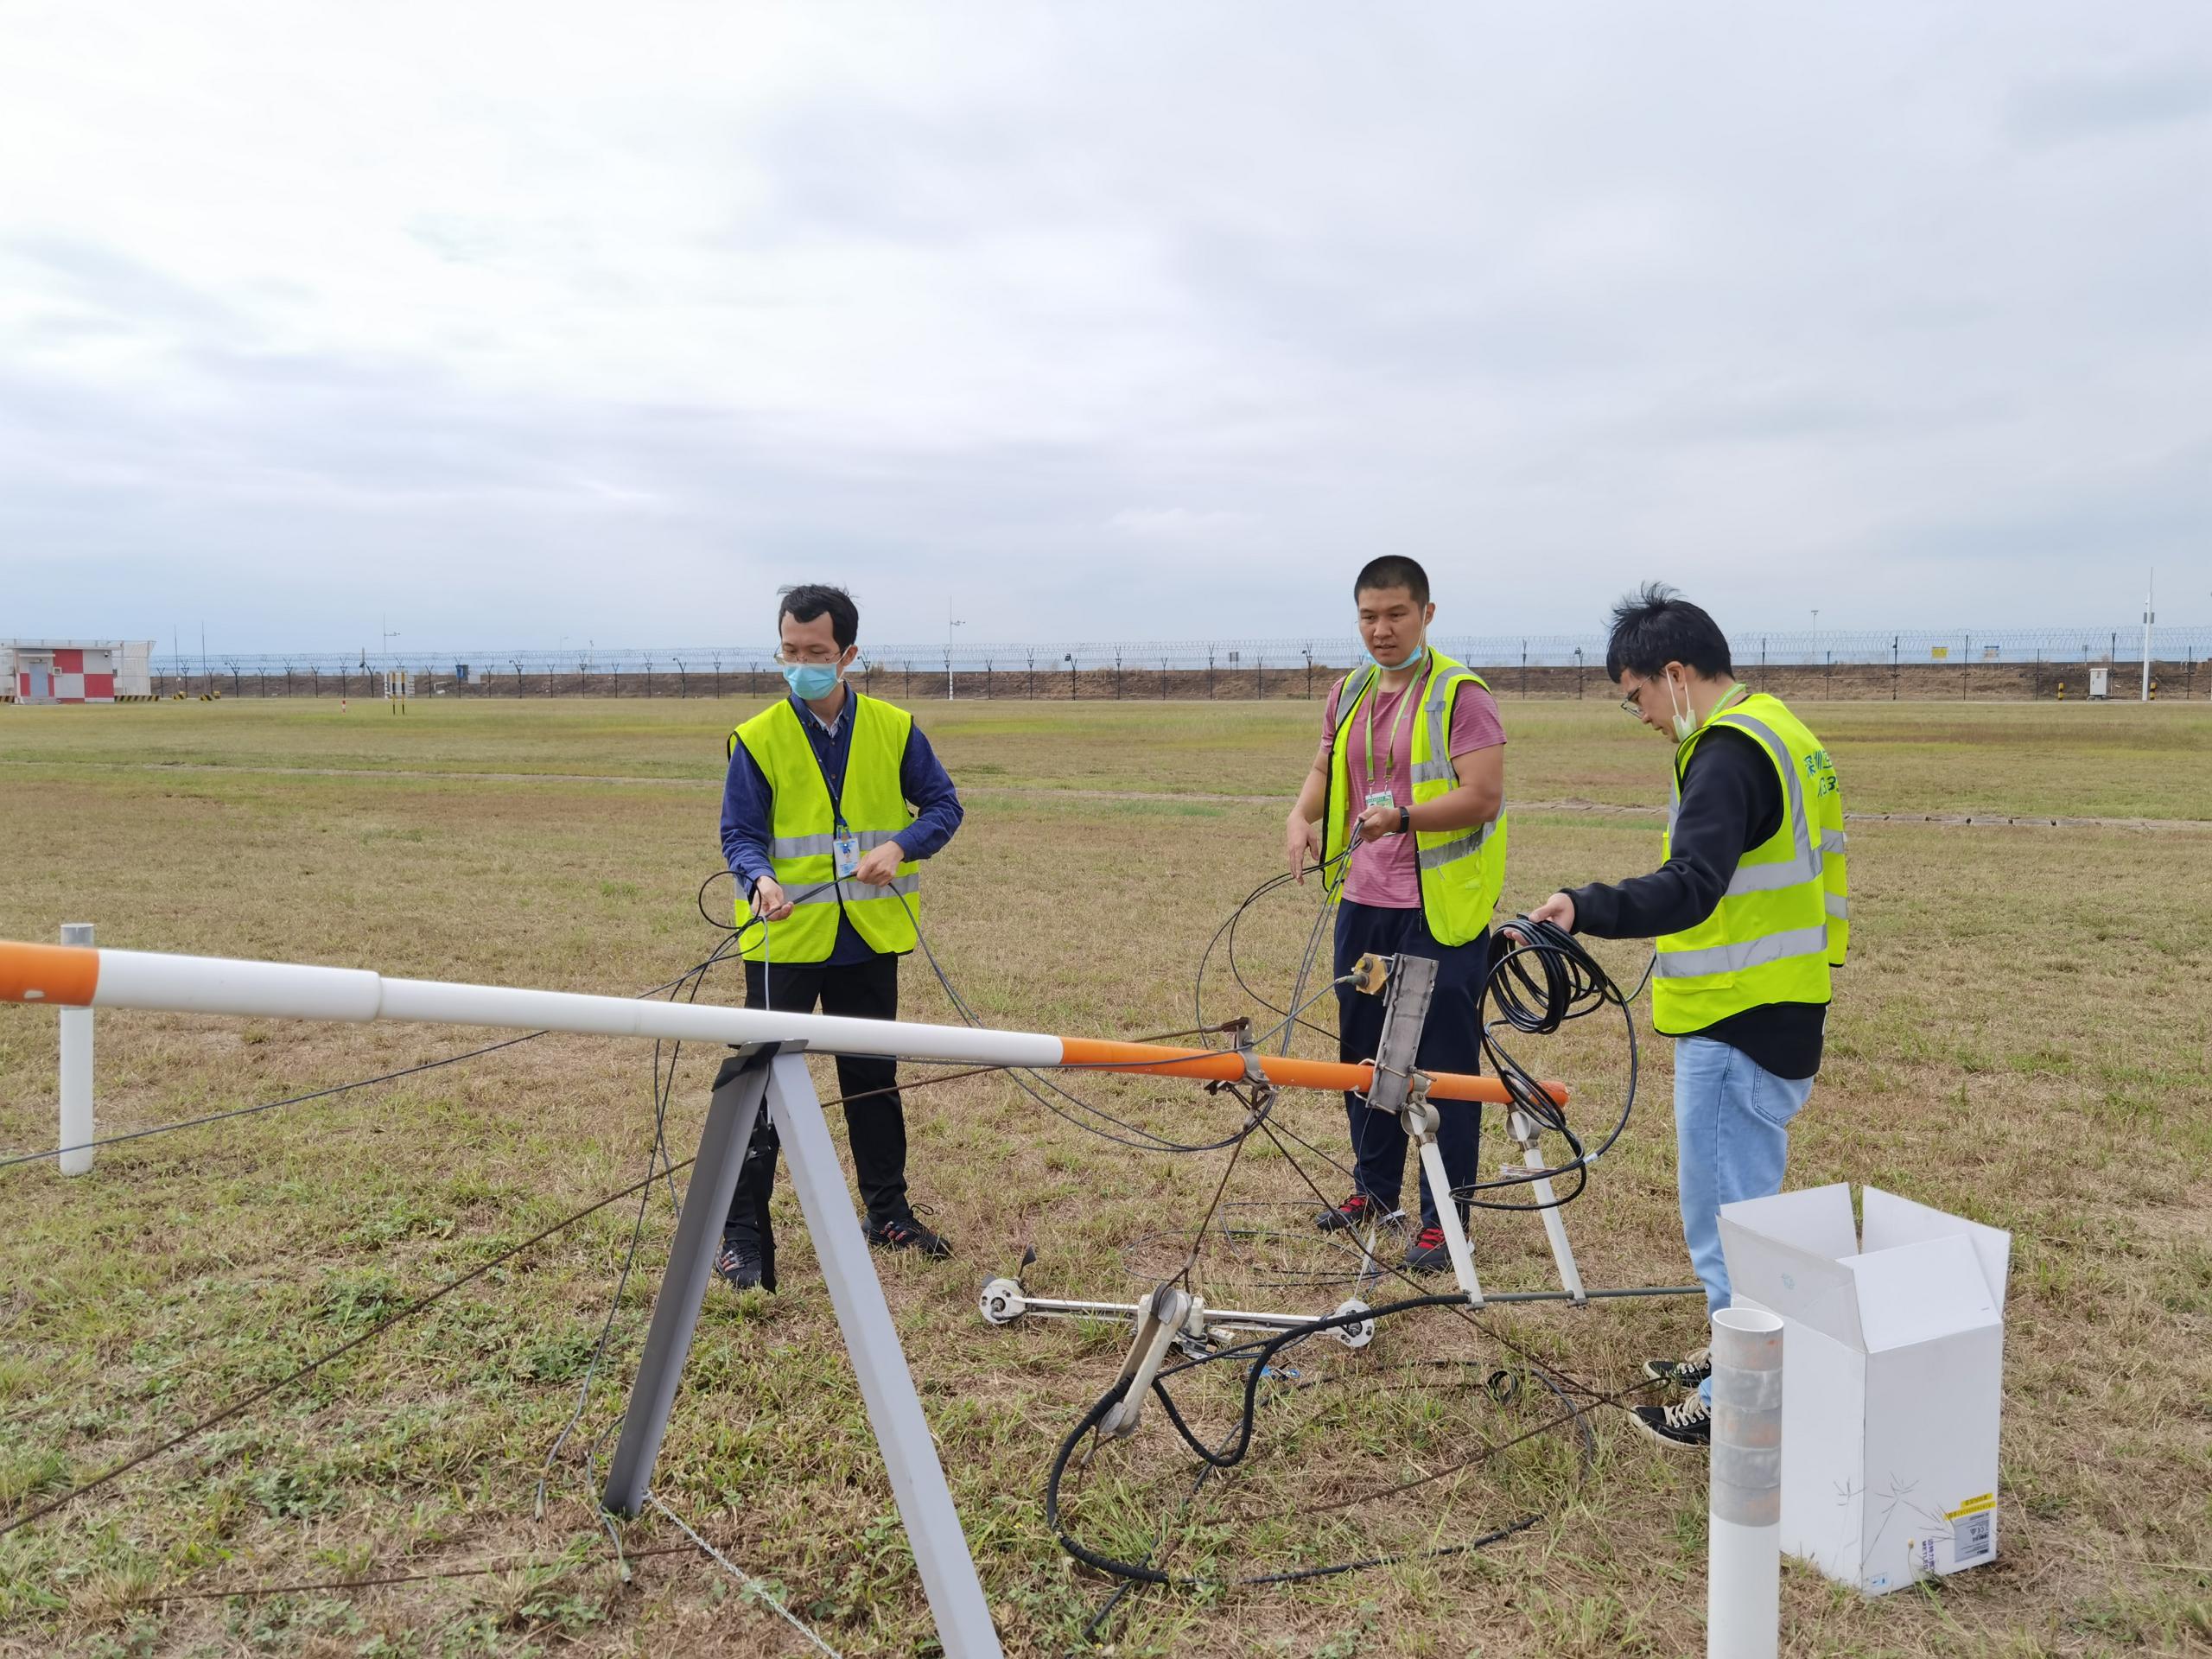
[1045,1290,1575,1589]
[1450,916,1648,1212]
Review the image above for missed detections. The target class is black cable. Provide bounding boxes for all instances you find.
[1447,916,1642,1212]
[0,1156,698,1540]
[891,887,1262,1156]
[1044,1292,1567,1588]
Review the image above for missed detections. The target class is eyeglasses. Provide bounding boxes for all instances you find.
[773,648,844,666]
[1618,689,1644,718]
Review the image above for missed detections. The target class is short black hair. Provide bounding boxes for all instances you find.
[1353,556,1430,607]
[1604,582,1733,682]
[778,583,859,650]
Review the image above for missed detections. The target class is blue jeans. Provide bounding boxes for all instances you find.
[1674,1035,1814,1397]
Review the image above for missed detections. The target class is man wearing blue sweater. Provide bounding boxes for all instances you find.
[715,583,965,1292]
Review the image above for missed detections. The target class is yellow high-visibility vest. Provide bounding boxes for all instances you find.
[1652,690,1848,1032]
[728,694,920,963]
[1320,651,1508,947]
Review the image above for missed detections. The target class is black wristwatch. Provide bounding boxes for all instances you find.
[1398,804,1411,835]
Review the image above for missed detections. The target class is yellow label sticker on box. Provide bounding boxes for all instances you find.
[1946,1493,1996,1520]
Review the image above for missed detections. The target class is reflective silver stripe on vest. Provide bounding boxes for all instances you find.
[772,828,910,861]
[1415,817,1499,873]
[790,871,921,905]
[1655,925,1830,979]
[1821,830,1848,854]
[1416,671,1475,787]
[1713,712,1823,899]
[1825,893,1849,919]
[842,873,920,899]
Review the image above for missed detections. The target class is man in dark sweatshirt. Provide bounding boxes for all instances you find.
[1518,586,1848,1451]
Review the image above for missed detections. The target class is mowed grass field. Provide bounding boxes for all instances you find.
[2,696,2209,1659]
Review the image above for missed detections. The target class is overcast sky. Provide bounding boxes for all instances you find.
[3,2,2208,654]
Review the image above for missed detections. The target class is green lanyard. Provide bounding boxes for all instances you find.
[1362,652,1427,790]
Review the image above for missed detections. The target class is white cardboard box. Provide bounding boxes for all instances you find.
[1718,1183,2010,1596]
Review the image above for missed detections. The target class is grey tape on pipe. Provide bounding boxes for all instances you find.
[1711,1475,1783,1529]
[1712,1441,1781,1490]
[1711,1364,1785,1411]
[1712,1402,1783,1451]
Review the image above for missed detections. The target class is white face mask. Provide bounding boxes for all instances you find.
[1667,674,1697,742]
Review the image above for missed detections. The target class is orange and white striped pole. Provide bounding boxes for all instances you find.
[0,939,1561,1107]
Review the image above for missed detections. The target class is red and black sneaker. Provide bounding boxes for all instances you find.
[1403,1225,1454,1274]
[867,1215,953,1259]
[1313,1192,1382,1234]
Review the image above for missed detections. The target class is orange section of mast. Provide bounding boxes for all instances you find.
[0,940,102,1007]
[1056,1037,1565,1106]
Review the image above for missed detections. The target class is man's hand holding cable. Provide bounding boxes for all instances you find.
[751,875,794,922]
[1510,892,1576,942]
[852,839,906,887]
[1355,801,1409,842]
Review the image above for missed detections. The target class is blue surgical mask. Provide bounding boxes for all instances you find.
[1363,637,1426,672]
[782,663,841,700]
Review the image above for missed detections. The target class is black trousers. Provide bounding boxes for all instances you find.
[1332,900,1487,1229]
[718,951,910,1288]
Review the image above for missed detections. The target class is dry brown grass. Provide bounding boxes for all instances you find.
[1,698,2208,1657]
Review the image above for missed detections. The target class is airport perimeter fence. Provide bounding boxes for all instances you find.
[145,626,2212,703]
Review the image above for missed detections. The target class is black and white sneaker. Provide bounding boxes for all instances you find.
[867,1216,953,1259]
[714,1238,766,1292]
[1643,1345,1713,1392]
[1630,1394,1711,1452]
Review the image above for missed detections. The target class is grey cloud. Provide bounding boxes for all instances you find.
[2005,65,2212,145]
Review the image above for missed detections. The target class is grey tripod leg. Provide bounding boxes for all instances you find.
[765,1049,1001,1656]
[600,1044,1001,1656]
[600,1042,770,1516]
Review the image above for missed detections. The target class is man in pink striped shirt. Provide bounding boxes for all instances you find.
[1282,557,1508,1272]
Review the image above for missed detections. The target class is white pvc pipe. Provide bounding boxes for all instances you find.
[57,923,94,1177]
[86,947,1065,1070]
[1707,1305,1784,1659]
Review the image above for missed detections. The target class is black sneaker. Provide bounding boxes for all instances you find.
[714,1238,766,1291]
[1643,1345,1713,1392]
[867,1216,952,1259]
[1315,1192,1382,1234]
[1630,1394,1711,1452]
[1402,1224,1454,1274]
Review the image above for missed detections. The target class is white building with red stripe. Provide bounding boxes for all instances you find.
[3,640,155,703]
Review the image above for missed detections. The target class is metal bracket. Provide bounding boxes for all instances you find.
[1350,951,1392,996]
[1097,1282,1196,1440]
[1357,956,1484,1305]
[978,1277,1374,1351]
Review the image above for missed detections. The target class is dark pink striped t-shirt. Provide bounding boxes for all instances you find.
[1315,669,1506,909]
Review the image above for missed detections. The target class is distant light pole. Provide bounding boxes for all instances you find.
[2142,569,2155,702]
[947,602,964,701]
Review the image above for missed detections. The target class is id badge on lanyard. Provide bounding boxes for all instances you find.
[833,830,861,879]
